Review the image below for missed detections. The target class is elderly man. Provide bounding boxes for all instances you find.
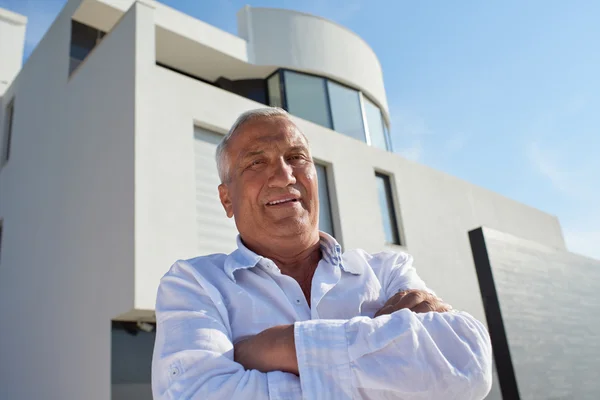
[151,108,493,399]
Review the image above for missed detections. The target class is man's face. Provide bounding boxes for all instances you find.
[218,116,320,242]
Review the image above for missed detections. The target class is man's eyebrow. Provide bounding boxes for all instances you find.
[287,145,309,153]
[239,150,265,161]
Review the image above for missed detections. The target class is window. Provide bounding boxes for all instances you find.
[111,321,154,400]
[383,121,393,151]
[267,73,283,108]
[216,77,268,105]
[194,127,238,255]
[274,69,391,151]
[327,81,366,142]
[315,164,335,236]
[364,97,389,150]
[3,98,15,164]
[70,20,106,74]
[234,80,267,104]
[283,71,332,128]
[375,173,400,244]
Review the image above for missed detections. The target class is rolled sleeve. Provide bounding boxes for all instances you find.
[294,319,353,400]
[293,310,492,400]
[267,371,304,400]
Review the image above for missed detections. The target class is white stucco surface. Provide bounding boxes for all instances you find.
[0,1,145,399]
[0,8,26,94]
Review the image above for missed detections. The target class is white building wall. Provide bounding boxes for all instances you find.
[0,8,26,95]
[0,1,147,398]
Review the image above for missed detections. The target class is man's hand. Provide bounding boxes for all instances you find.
[374,289,452,318]
[234,324,299,375]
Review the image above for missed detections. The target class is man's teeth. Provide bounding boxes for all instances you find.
[269,198,295,205]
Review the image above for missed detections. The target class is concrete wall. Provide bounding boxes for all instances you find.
[238,7,389,119]
[0,1,144,398]
[0,8,26,95]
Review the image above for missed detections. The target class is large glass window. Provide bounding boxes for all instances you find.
[3,98,15,164]
[283,71,332,128]
[267,73,283,108]
[375,173,400,244]
[316,164,335,236]
[70,20,105,75]
[364,97,389,150]
[266,70,392,152]
[327,81,366,142]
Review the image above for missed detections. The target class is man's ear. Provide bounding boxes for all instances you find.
[218,183,234,218]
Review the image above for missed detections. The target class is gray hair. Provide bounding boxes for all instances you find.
[216,107,301,183]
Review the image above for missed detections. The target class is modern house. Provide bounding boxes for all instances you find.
[0,1,577,399]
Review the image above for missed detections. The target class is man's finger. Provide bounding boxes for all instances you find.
[381,290,408,308]
[374,305,395,318]
[411,301,452,314]
[411,302,434,313]
[394,290,427,310]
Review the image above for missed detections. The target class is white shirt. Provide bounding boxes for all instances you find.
[152,232,493,400]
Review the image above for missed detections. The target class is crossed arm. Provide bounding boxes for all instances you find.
[234,289,454,375]
[152,262,493,400]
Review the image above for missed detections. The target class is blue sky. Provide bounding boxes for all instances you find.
[2,0,598,259]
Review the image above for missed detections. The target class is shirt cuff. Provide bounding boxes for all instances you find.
[294,319,354,400]
[266,371,303,400]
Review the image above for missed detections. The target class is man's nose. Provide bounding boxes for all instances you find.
[268,158,296,187]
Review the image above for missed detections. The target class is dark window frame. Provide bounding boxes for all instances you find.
[314,162,336,237]
[3,98,15,164]
[375,172,401,245]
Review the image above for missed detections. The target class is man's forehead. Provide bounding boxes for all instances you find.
[240,137,309,156]
[233,118,309,151]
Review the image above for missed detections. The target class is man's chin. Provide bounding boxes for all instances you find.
[269,218,313,237]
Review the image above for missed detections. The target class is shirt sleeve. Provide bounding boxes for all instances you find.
[294,310,493,400]
[371,251,434,298]
[151,261,303,400]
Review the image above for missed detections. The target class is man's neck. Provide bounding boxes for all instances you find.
[242,231,321,286]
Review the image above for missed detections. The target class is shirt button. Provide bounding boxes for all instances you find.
[296,299,301,304]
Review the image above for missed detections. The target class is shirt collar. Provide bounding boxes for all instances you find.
[224,231,362,282]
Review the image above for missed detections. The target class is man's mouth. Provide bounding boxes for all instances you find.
[266,197,300,206]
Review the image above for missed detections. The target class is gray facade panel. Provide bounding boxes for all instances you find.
[471,228,600,400]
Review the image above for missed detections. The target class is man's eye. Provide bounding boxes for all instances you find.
[288,155,305,161]
[249,160,265,167]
